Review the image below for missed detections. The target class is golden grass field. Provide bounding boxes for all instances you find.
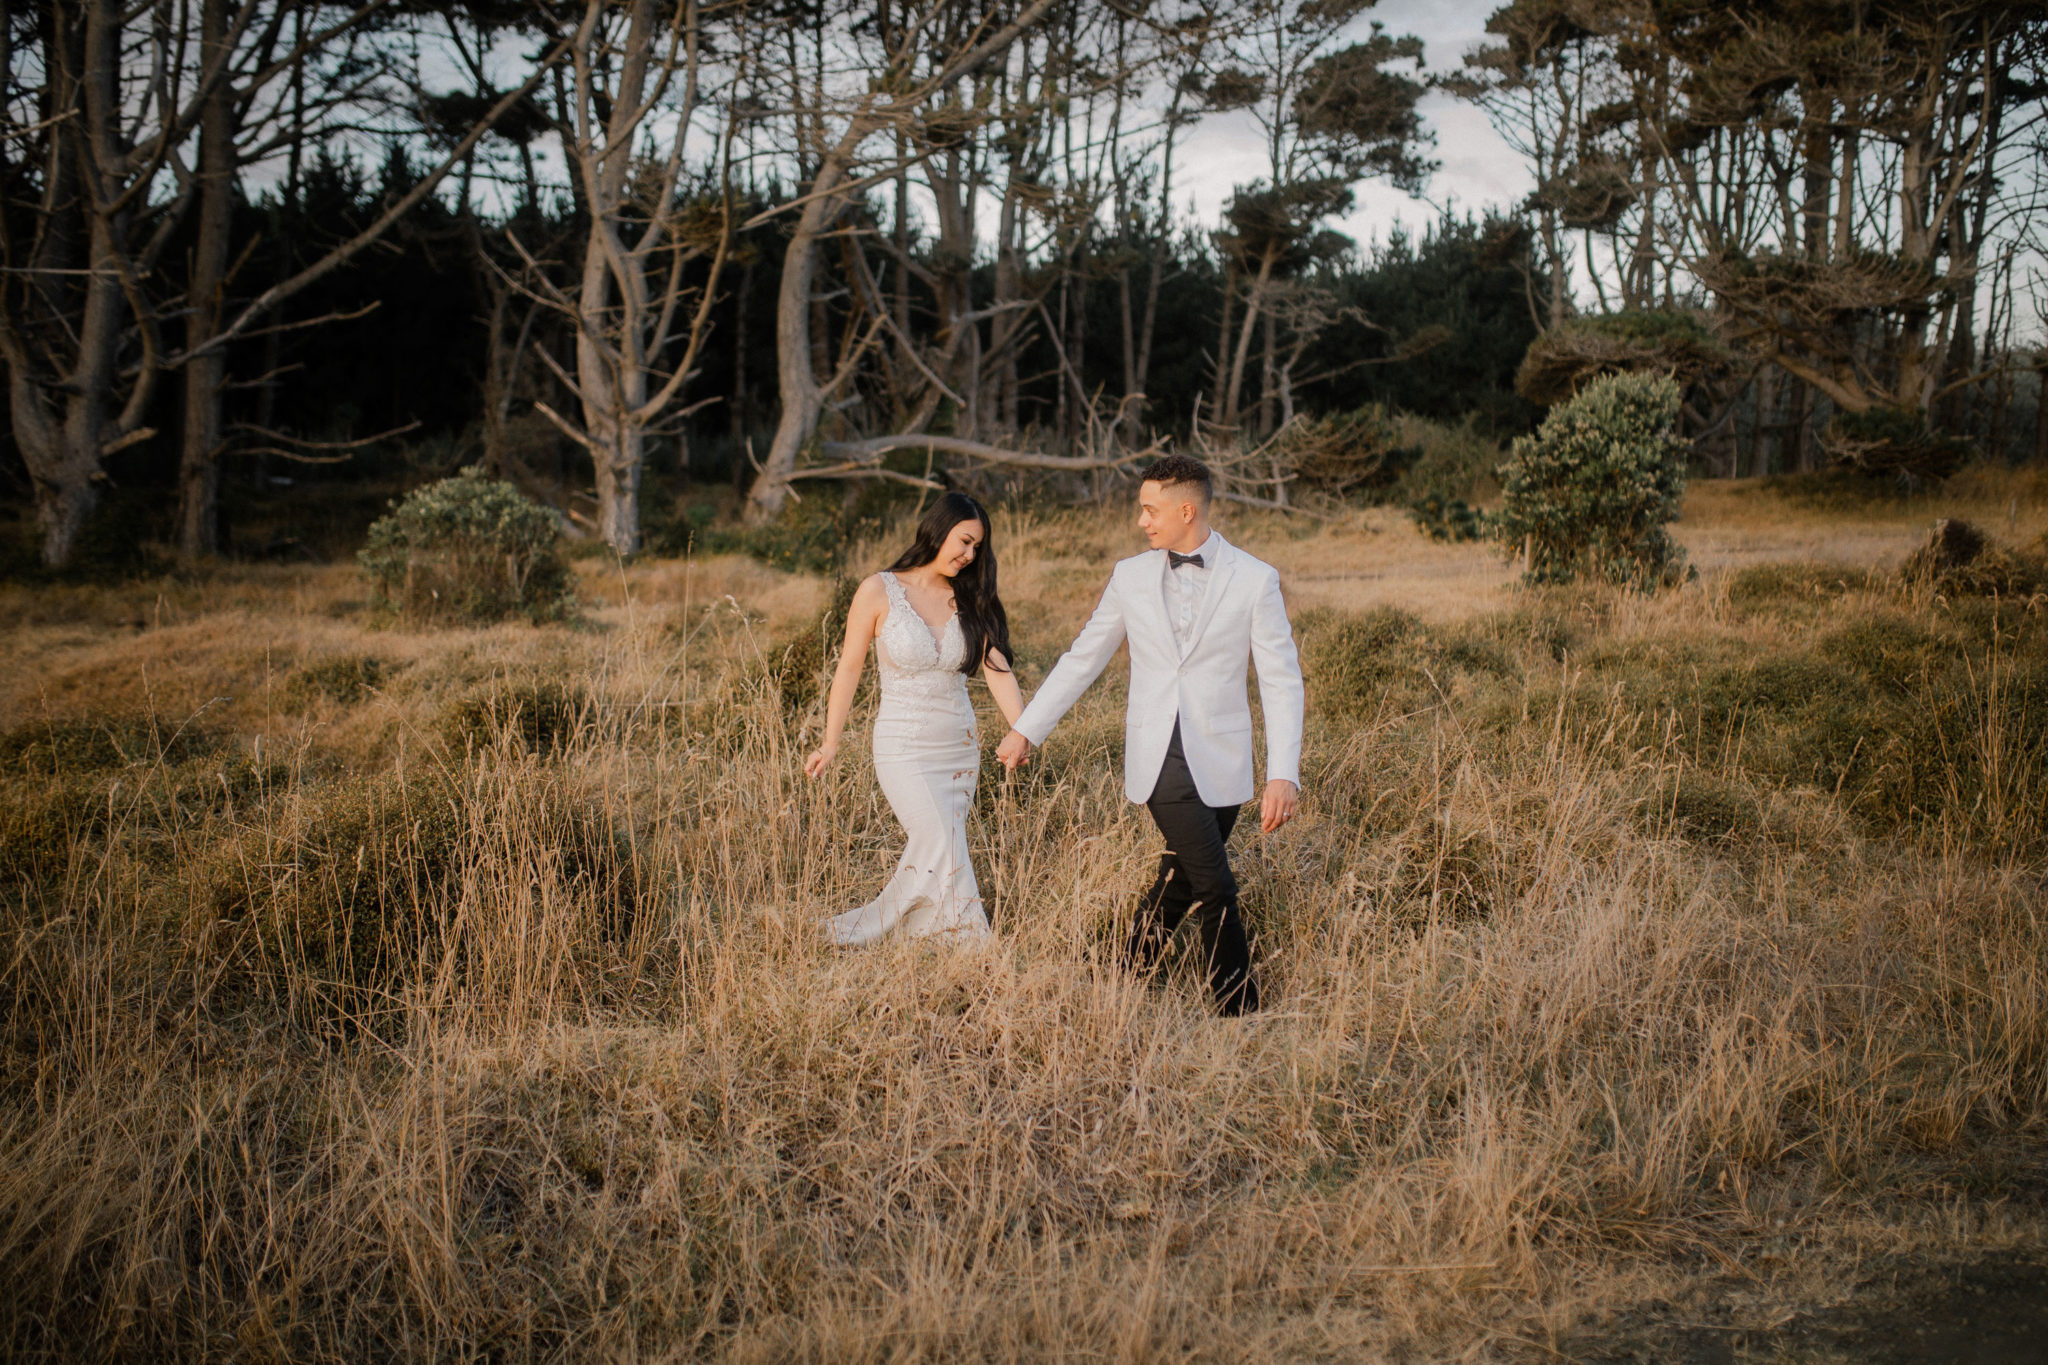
[2,471,2046,1361]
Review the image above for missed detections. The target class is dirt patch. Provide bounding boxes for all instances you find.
[1567,1252,2048,1364]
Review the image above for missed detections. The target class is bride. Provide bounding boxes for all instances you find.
[803,491,1023,944]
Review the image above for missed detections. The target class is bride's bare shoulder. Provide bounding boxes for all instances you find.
[853,573,891,603]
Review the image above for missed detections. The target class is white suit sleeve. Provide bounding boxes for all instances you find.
[1013,577,1128,746]
[1250,569,1305,789]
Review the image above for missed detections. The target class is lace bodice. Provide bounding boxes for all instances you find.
[874,571,970,710]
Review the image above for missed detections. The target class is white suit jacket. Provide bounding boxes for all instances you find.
[1013,533,1305,806]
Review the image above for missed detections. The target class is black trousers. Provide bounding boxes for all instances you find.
[1125,722,1259,1014]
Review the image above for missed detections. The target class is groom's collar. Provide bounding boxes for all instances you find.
[1159,530,1225,563]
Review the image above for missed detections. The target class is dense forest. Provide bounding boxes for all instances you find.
[4,0,2046,567]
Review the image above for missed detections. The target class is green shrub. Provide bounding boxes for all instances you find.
[1492,372,1690,589]
[1387,414,1502,510]
[358,467,572,623]
[1407,492,1484,542]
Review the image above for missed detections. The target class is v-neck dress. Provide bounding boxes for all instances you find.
[823,571,992,946]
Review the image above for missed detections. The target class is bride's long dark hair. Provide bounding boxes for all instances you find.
[886,491,1013,676]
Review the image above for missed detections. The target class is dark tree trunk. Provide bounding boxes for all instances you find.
[2034,355,2047,466]
[1258,305,1277,438]
[1750,367,1779,478]
[177,0,235,559]
[730,255,754,491]
[1787,377,1815,472]
[1209,258,1236,428]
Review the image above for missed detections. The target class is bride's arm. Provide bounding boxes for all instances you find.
[804,576,887,778]
[982,647,1024,729]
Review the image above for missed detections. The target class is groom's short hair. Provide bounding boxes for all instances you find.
[1141,455,1213,509]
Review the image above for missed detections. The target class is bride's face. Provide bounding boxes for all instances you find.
[931,518,986,579]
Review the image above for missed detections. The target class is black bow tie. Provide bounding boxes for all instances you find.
[1168,550,1204,570]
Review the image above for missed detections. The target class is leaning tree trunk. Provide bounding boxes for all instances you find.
[746,100,885,522]
[746,186,832,522]
[1221,246,1277,431]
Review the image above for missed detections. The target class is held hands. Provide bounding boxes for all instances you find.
[802,743,838,779]
[1260,779,1299,833]
[996,729,1033,772]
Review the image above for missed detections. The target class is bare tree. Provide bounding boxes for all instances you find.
[506,0,737,554]
[740,0,1062,521]
[175,0,405,557]
[1447,3,1602,335]
[0,0,581,566]
[1192,0,1432,435]
[1457,0,2047,475]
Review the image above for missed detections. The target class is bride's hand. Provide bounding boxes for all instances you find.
[804,744,837,778]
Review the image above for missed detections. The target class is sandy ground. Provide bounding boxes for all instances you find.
[1204,472,2046,625]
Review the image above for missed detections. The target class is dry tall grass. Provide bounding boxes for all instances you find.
[2,486,2045,1360]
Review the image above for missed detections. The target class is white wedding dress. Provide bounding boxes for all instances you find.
[824,571,994,946]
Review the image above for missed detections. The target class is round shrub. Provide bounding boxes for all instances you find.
[358,467,572,623]
[1492,371,1690,589]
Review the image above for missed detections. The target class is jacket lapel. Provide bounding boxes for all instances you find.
[1179,535,1235,660]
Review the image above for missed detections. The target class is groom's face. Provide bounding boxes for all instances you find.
[1138,481,1202,552]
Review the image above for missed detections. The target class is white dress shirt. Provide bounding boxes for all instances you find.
[1164,531,1217,651]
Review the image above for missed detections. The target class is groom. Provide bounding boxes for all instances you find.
[997,456,1304,1015]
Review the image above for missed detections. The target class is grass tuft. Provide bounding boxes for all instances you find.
[286,653,395,708]
[443,678,594,756]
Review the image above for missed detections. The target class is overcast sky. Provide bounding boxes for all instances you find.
[1175,0,1525,253]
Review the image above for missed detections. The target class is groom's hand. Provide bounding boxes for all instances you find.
[996,730,1033,771]
[1260,779,1299,833]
